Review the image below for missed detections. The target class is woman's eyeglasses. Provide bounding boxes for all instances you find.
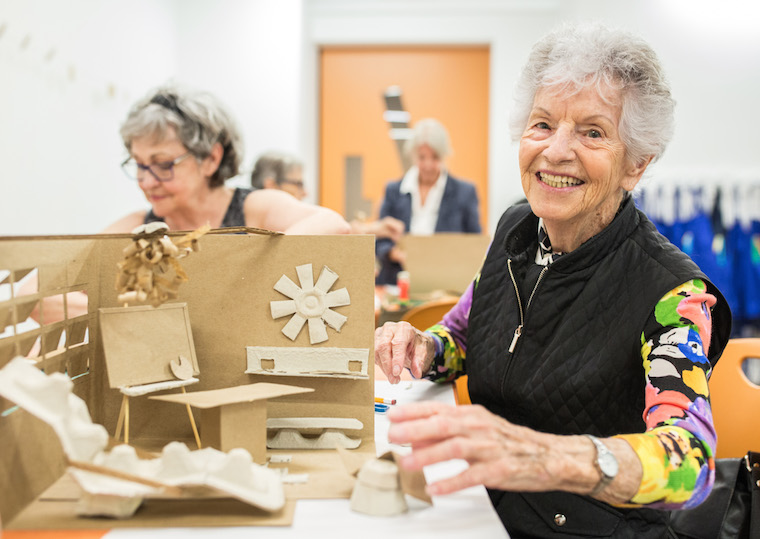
[280,178,304,189]
[121,152,192,182]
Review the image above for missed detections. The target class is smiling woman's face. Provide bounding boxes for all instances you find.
[519,84,645,244]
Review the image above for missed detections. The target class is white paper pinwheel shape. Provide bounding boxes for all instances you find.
[270,264,350,344]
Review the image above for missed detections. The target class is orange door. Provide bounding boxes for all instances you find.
[319,46,489,229]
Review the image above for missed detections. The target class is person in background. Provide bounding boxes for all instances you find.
[28,85,351,323]
[250,151,405,242]
[374,24,732,537]
[250,150,307,201]
[375,118,481,285]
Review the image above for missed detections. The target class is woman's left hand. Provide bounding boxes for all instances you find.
[387,401,618,498]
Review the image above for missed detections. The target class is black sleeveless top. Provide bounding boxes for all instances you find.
[143,187,252,227]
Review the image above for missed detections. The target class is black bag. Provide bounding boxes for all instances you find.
[668,451,760,539]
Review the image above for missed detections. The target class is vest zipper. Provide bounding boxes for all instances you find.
[506,259,548,354]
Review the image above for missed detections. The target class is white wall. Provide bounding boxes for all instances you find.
[1,0,759,236]
[0,0,304,235]
[0,0,179,235]
[173,0,304,181]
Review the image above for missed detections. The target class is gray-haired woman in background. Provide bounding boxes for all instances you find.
[375,118,482,285]
[104,85,350,235]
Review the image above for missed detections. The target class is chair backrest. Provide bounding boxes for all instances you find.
[401,297,459,331]
[709,338,760,458]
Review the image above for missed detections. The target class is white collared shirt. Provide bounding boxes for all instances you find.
[399,166,448,235]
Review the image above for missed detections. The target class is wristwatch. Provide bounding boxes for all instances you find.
[585,434,618,496]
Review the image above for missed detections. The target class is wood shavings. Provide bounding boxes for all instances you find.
[115,223,210,307]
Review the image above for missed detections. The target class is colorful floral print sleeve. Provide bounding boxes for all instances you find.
[423,278,718,509]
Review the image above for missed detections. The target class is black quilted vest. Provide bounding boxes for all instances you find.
[468,197,731,538]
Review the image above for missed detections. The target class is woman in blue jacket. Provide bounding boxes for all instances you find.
[375,118,482,285]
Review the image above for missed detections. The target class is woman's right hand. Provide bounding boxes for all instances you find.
[374,321,435,384]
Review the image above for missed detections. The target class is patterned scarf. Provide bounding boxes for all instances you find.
[535,218,562,266]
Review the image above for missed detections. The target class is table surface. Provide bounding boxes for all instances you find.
[2,380,508,538]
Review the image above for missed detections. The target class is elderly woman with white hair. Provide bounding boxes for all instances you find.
[375,118,481,285]
[374,24,732,538]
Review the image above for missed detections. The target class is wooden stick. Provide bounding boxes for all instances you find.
[124,394,130,445]
[181,386,202,449]
[114,393,127,441]
[67,458,183,496]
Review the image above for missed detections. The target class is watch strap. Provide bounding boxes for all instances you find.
[586,434,614,496]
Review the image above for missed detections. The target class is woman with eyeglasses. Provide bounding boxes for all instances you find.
[103,85,351,235]
[24,85,351,325]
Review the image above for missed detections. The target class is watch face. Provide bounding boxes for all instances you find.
[599,451,619,478]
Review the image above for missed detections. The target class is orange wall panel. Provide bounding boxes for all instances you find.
[319,46,490,228]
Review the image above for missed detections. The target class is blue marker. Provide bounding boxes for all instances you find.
[374,403,389,414]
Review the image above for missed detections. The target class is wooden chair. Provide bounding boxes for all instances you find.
[401,297,458,331]
[454,375,471,405]
[709,338,760,458]
[401,297,472,404]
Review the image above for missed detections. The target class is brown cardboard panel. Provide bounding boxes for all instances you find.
[398,233,491,297]
[0,302,11,329]
[0,340,15,368]
[15,298,39,323]
[151,382,314,408]
[200,401,267,463]
[38,468,83,500]
[16,332,39,357]
[65,344,90,377]
[40,349,67,374]
[41,325,64,355]
[67,317,89,346]
[275,443,376,500]
[99,303,199,388]
[8,497,296,529]
[0,407,67,524]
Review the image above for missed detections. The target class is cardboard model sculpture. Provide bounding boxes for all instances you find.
[0,229,375,529]
[0,357,286,518]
